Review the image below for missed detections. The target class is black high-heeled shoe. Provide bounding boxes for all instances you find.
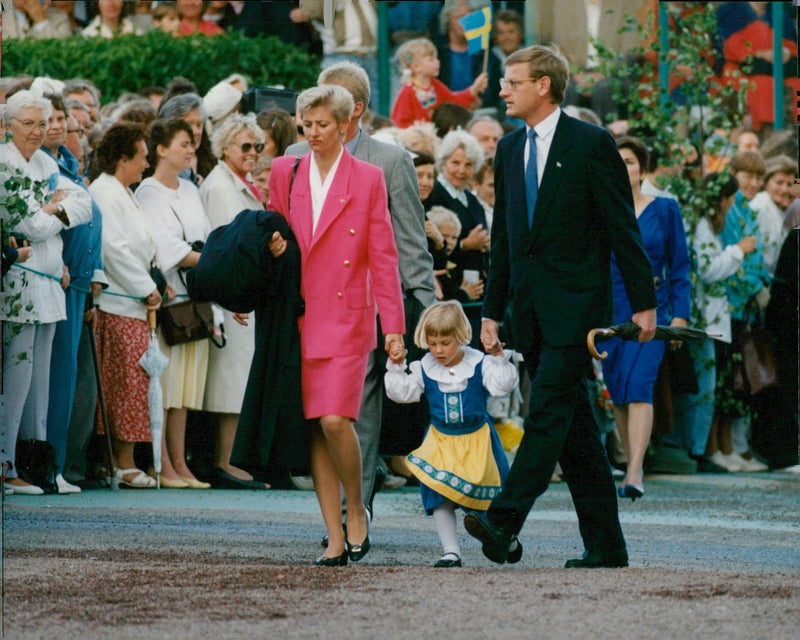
[346,516,371,562]
[618,484,644,502]
[314,551,348,567]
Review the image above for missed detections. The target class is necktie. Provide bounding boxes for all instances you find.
[525,128,538,228]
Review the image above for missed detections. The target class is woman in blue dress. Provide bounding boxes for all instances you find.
[602,136,691,501]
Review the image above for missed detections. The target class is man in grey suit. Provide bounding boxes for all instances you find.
[285,61,436,514]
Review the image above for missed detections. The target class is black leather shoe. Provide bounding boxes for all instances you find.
[617,484,644,502]
[315,551,348,567]
[213,468,268,490]
[346,517,371,562]
[434,554,462,568]
[463,512,511,564]
[564,549,628,568]
[506,536,523,564]
[367,465,385,522]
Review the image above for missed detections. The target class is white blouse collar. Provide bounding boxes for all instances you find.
[421,347,483,383]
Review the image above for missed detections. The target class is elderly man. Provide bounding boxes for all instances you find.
[285,60,435,516]
[467,115,504,159]
[40,93,107,494]
[1,90,91,495]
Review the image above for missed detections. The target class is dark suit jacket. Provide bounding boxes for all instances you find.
[423,179,487,276]
[483,112,657,353]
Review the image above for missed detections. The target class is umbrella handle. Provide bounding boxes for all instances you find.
[148,309,157,334]
[587,328,615,360]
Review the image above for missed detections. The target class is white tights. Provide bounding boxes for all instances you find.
[432,500,461,559]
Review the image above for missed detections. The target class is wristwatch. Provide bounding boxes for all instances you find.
[54,203,70,226]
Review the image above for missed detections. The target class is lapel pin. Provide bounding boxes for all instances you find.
[556,161,562,168]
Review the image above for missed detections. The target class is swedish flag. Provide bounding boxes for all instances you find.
[458,7,492,56]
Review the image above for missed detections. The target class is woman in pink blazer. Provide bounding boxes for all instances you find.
[268,85,406,566]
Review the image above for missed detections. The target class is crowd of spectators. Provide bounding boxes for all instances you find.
[1,1,797,499]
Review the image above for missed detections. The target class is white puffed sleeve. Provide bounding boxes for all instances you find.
[482,350,519,397]
[384,359,425,404]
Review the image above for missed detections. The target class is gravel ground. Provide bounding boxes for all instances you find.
[3,472,799,639]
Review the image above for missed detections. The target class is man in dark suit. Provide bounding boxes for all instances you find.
[286,61,436,514]
[464,45,657,568]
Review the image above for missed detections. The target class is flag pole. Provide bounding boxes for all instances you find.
[482,37,490,75]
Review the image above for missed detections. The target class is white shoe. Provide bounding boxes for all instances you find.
[775,464,800,474]
[56,474,81,494]
[728,451,768,472]
[382,471,407,490]
[289,474,315,491]
[709,451,744,472]
[3,481,44,495]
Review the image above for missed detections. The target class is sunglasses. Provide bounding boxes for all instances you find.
[238,142,265,154]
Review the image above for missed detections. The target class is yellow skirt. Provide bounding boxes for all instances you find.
[405,421,504,512]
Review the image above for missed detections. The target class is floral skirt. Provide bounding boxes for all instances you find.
[95,311,151,443]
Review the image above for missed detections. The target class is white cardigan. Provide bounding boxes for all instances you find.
[1,144,91,324]
[199,160,263,230]
[90,173,157,321]
[693,217,745,344]
[749,191,787,277]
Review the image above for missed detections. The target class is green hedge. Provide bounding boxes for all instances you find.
[1,30,321,102]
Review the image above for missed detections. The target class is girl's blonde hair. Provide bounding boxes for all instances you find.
[395,38,438,83]
[414,300,472,349]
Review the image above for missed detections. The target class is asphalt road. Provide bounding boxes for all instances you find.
[3,470,799,639]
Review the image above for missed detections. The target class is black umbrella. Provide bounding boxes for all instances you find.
[588,322,720,360]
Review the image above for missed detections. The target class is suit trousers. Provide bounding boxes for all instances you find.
[488,343,626,554]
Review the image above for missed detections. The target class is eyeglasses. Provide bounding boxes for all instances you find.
[238,142,265,154]
[13,119,48,132]
[499,77,541,91]
[67,127,85,136]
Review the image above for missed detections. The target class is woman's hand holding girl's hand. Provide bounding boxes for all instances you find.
[268,231,287,258]
[470,72,489,96]
[737,235,757,254]
[461,279,484,300]
[385,333,405,364]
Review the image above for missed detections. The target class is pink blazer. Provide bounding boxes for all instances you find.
[269,150,406,359]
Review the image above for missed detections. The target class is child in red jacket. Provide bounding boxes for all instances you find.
[391,38,488,129]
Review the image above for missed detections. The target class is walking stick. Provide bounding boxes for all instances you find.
[88,312,119,490]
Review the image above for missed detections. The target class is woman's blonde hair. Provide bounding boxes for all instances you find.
[414,300,472,349]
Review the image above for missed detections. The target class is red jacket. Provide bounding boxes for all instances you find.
[269,150,405,359]
[391,78,476,129]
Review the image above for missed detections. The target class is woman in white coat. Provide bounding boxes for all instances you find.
[1,91,91,495]
[199,113,267,489]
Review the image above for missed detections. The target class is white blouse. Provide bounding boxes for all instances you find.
[135,177,211,305]
[385,346,519,404]
[90,173,158,321]
[693,217,745,344]
[1,144,91,324]
[309,146,344,234]
[749,191,787,277]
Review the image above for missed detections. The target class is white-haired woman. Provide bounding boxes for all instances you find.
[423,129,488,275]
[268,85,406,566]
[423,129,488,344]
[1,91,91,495]
[199,112,267,489]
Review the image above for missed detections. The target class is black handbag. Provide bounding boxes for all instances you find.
[158,300,225,348]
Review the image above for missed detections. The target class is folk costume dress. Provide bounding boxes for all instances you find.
[385,347,518,513]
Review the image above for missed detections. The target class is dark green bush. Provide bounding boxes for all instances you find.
[1,30,321,102]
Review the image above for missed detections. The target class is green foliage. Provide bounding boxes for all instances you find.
[1,30,321,102]
[592,3,750,221]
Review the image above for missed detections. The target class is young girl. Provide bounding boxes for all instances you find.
[391,38,488,129]
[385,301,520,567]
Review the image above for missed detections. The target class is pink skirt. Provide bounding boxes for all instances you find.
[301,353,368,421]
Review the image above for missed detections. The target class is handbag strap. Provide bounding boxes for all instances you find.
[288,155,300,213]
